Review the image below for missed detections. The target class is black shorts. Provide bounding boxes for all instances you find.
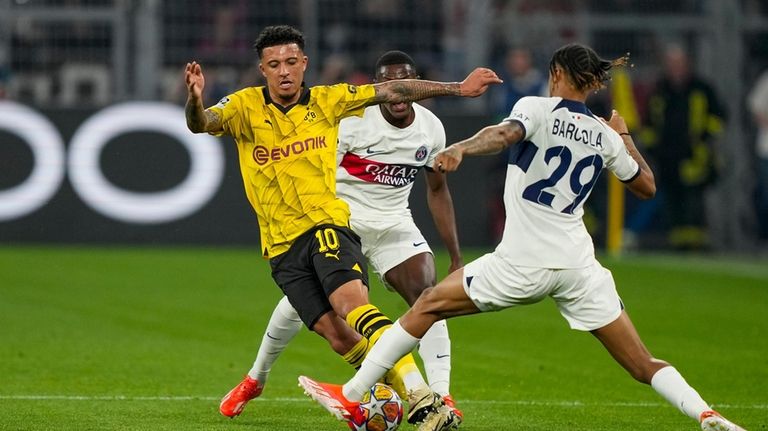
[270,224,369,329]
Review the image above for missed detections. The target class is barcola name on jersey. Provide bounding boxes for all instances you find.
[551,118,604,149]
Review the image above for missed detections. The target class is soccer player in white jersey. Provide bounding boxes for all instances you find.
[220,51,464,427]
[299,44,747,431]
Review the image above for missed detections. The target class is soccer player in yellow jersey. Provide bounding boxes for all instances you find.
[184,25,500,430]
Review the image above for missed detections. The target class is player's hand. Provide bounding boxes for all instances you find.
[605,109,629,135]
[185,61,205,100]
[459,67,503,97]
[435,145,463,173]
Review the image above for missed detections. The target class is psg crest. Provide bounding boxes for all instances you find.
[415,145,428,161]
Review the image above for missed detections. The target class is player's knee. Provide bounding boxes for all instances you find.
[411,287,444,321]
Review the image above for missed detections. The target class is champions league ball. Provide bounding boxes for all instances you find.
[353,383,404,431]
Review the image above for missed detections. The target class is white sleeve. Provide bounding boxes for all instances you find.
[426,117,447,169]
[337,118,352,165]
[603,129,640,182]
[503,96,543,140]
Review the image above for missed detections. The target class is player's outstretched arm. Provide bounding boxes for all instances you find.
[184,61,222,133]
[606,110,656,200]
[371,67,502,105]
[435,121,523,173]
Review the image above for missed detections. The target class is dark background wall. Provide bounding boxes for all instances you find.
[0,106,498,248]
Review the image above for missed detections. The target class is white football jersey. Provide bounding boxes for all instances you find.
[498,96,640,268]
[336,104,446,220]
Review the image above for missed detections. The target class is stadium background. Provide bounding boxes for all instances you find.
[1,0,767,251]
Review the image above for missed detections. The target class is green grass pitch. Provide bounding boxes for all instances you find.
[1,246,766,430]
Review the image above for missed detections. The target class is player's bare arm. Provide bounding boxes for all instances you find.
[425,171,463,272]
[606,110,656,200]
[435,121,524,172]
[371,67,502,105]
[184,61,223,133]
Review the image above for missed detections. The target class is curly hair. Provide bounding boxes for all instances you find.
[374,50,417,74]
[253,25,305,58]
[549,43,629,92]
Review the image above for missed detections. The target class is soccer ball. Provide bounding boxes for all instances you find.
[352,383,403,431]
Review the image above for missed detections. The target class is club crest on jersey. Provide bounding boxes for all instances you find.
[415,145,428,161]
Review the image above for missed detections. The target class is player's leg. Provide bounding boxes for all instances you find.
[592,312,745,430]
[384,252,454,399]
[330,278,444,424]
[222,236,369,419]
[219,296,302,417]
[301,268,476,430]
[317,268,479,402]
[314,225,444,424]
[303,252,547,430]
[365,216,455,402]
[248,296,302,383]
[554,262,744,429]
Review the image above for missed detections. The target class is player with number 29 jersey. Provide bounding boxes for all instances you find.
[498,96,639,268]
[299,43,747,431]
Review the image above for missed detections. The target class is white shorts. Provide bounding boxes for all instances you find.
[462,252,622,331]
[350,216,433,290]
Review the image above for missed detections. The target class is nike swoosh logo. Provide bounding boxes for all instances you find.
[366,147,385,155]
[412,241,426,247]
[266,332,280,341]
[436,354,450,359]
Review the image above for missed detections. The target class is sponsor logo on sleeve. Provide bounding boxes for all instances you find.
[214,96,230,108]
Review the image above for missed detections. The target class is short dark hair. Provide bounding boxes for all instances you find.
[374,50,417,75]
[549,43,628,92]
[253,25,305,58]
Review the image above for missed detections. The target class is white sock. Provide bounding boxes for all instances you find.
[343,320,420,401]
[650,366,711,421]
[418,320,451,396]
[247,296,303,383]
[402,369,428,394]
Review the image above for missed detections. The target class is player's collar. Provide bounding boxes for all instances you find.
[552,99,594,118]
[262,83,311,114]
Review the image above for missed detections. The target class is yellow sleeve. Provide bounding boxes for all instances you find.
[316,84,377,123]
[206,90,246,137]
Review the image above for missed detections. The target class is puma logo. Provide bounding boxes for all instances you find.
[325,251,340,260]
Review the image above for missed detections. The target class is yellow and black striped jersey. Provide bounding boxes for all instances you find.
[208,83,376,258]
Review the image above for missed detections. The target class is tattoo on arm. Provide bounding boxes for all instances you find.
[204,110,222,131]
[373,80,461,104]
[185,100,222,133]
[457,123,522,156]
